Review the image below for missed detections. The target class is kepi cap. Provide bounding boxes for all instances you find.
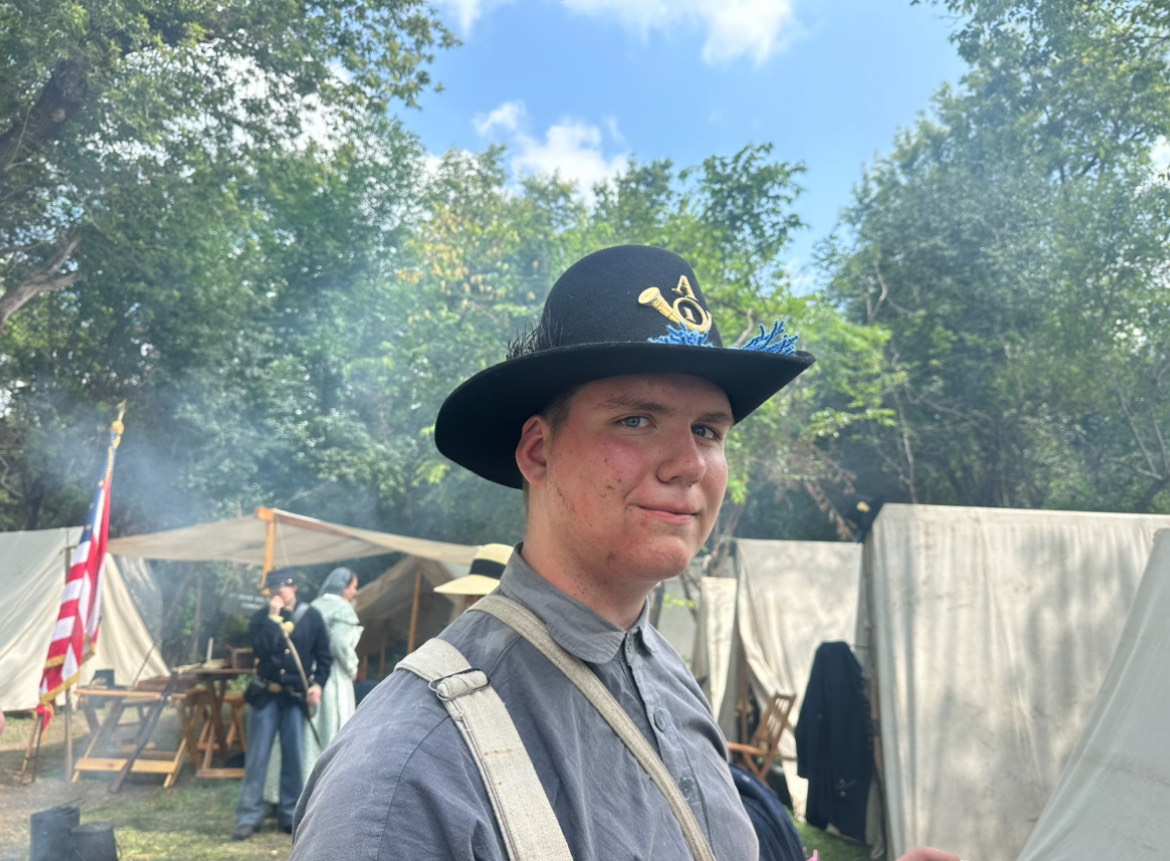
[264,568,297,591]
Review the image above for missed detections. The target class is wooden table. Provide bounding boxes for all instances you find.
[180,667,252,779]
[73,687,189,788]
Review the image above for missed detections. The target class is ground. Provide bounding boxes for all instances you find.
[1,712,875,860]
[0,713,289,861]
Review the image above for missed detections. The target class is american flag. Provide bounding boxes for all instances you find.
[37,412,125,714]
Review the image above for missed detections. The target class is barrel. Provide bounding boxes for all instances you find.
[71,821,119,860]
[29,805,80,861]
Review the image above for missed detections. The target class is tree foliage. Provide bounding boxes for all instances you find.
[0,0,452,328]
[829,0,1170,512]
[0,0,450,531]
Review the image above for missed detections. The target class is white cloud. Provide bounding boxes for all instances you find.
[700,0,800,65]
[473,100,628,202]
[473,100,527,136]
[602,114,625,144]
[432,0,513,35]
[561,0,670,36]
[512,119,628,196]
[561,0,800,66]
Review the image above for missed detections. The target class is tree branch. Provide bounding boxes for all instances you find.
[868,258,890,324]
[0,230,82,331]
[1108,362,1160,479]
[1149,356,1169,478]
[0,60,88,182]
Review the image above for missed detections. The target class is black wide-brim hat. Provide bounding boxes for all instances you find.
[435,245,815,488]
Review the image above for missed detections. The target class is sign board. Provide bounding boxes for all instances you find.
[221,591,268,617]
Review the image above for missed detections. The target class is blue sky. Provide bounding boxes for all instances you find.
[402,0,970,284]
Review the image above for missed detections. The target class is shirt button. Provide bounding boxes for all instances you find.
[654,708,670,732]
[284,648,290,654]
[679,777,694,799]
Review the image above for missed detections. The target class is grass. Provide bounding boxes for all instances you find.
[796,821,878,861]
[2,713,877,860]
[0,713,289,861]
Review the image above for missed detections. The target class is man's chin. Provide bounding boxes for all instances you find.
[623,539,702,581]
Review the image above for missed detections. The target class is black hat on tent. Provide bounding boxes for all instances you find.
[435,245,815,488]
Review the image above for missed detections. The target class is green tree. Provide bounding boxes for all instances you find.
[0,0,451,531]
[0,0,452,329]
[391,144,894,545]
[827,0,1170,513]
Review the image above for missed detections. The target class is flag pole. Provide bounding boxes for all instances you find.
[63,542,73,780]
[33,403,126,773]
[64,687,73,780]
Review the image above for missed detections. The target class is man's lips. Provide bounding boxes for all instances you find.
[634,504,699,522]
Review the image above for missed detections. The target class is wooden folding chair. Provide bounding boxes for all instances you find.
[727,691,796,782]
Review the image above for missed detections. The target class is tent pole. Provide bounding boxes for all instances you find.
[64,687,73,780]
[187,568,204,664]
[407,570,422,653]
[258,507,277,591]
[131,565,194,684]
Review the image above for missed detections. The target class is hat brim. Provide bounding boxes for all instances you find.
[435,342,815,488]
[434,574,501,596]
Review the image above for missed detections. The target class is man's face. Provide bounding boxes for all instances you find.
[529,372,732,586]
[276,583,297,608]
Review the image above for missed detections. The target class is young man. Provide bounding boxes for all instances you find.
[234,568,333,840]
[291,245,813,859]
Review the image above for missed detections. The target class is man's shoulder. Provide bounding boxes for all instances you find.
[318,611,517,755]
[294,603,328,638]
[295,661,501,859]
[249,605,272,623]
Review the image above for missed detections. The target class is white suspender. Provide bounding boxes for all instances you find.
[397,594,717,861]
[397,637,575,861]
[472,595,718,861]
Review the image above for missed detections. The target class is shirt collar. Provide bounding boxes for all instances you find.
[496,546,655,664]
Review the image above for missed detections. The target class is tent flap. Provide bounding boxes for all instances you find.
[864,503,1170,861]
[107,508,478,568]
[1017,528,1170,860]
[0,528,167,711]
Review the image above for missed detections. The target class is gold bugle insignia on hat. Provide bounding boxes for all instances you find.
[638,275,712,333]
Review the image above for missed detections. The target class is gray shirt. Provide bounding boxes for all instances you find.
[292,551,757,860]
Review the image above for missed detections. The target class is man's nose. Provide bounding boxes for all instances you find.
[656,429,706,484]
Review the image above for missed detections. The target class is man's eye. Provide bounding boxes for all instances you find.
[620,416,648,428]
[693,425,720,440]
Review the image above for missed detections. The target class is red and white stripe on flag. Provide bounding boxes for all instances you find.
[38,418,122,705]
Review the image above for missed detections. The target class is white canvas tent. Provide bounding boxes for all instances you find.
[688,539,863,818]
[1016,528,1170,859]
[108,507,477,570]
[691,506,1170,860]
[694,539,863,742]
[352,555,465,676]
[861,503,1170,861]
[107,508,480,671]
[0,527,168,711]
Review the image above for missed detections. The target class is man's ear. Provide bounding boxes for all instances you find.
[516,415,551,487]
